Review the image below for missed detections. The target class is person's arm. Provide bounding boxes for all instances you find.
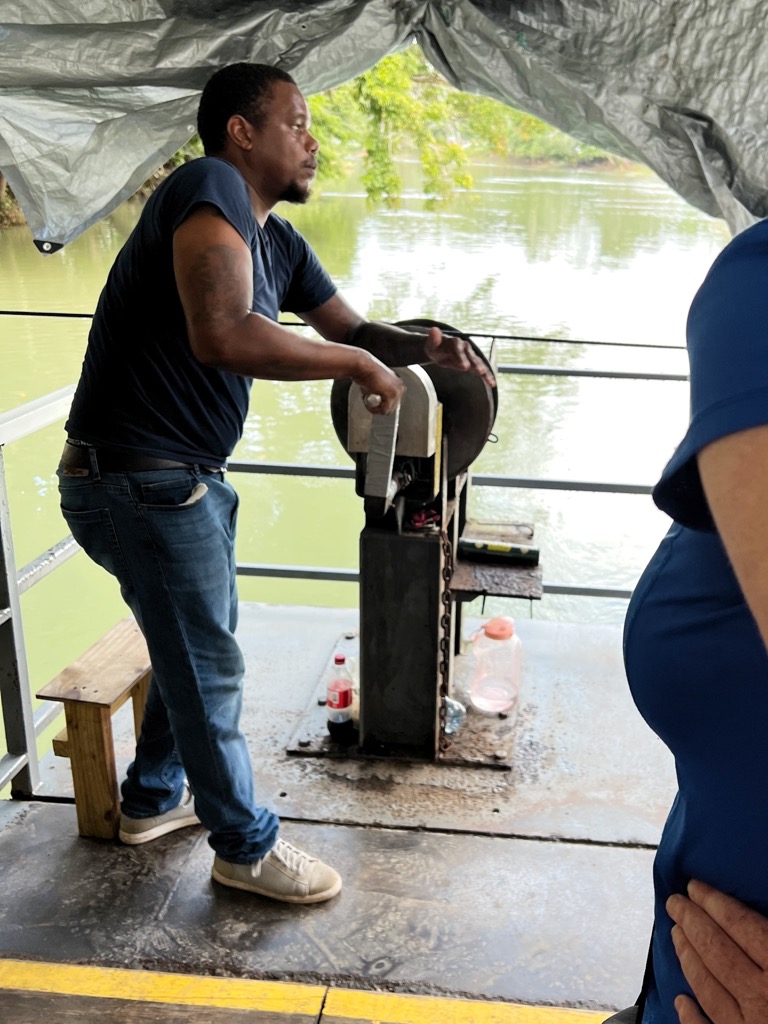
[172,205,404,413]
[667,880,768,1023]
[698,423,768,648]
[301,293,496,385]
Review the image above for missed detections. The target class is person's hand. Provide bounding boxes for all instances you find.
[667,880,768,1023]
[424,326,496,386]
[354,354,405,415]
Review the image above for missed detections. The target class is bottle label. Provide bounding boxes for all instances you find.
[327,683,353,709]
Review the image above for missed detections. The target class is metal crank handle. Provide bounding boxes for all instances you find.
[363,393,382,410]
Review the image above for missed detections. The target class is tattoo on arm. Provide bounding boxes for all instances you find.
[184,243,253,327]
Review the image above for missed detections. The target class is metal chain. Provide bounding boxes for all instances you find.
[438,528,454,752]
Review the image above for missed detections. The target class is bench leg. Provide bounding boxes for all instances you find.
[131,668,151,739]
[64,702,120,840]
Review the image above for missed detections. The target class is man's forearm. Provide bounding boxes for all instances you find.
[191,311,368,381]
[348,321,430,367]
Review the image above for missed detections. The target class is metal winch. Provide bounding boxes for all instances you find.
[328,319,498,762]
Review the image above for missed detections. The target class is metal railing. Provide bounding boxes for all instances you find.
[0,319,687,795]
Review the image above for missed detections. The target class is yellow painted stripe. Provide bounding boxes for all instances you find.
[324,988,609,1024]
[0,958,323,1013]
[0,959,614,1023]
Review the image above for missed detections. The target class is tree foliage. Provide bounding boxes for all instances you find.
[306,44,621,207]
[306,46,474,208]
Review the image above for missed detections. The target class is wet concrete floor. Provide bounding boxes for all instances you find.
[0,604,676,1015]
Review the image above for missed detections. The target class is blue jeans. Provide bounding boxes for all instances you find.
[57,458,279,862]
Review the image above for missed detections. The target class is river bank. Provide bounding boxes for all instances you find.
[0,151,642,231]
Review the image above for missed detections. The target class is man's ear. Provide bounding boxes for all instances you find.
[227,114,254,151]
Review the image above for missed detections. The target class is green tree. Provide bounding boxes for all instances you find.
[445,86,617,165]
[307,45,622,207]
[305,82,365,183]
[312,46,473,208]
[0,173,25,226]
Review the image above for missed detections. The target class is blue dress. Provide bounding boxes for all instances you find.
[624,218,768,1022]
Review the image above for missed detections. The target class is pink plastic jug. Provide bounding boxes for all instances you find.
[469,616,522,718]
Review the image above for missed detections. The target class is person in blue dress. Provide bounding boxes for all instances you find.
[620,217,768,1021]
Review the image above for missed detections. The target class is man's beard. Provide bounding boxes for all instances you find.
[279,181,311,204]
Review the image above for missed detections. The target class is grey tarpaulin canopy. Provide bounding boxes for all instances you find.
[1,0,767,252]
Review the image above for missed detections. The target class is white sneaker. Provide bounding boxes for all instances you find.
[211,837,342,904]
[119,783,200,845]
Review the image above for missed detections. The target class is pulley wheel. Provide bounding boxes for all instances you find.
[330,318,497,481]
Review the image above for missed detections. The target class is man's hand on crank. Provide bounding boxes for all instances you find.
[424,326,496,386]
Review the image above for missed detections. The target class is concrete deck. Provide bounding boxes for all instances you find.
[0,604,676,1014]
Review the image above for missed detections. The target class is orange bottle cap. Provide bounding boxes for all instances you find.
[483,616,515,640]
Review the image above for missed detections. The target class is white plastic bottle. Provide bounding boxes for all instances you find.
[326,653,355,742]
[469,616,522,718]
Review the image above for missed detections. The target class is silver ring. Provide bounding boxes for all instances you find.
[363,393,382,410]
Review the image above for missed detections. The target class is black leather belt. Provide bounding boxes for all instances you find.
[61,440,225,474]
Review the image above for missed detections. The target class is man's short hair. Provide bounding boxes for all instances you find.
[197,63,297,155]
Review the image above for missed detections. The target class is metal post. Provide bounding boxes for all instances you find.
[0,446,39,795]
[358,525,444,760]
[453,473,470,655]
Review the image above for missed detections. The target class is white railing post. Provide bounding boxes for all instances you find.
[0,444,39,795]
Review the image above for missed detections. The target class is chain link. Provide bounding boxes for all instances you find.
[438,529,454,752]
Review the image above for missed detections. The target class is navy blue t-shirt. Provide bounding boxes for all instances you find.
[66,157,337,463]
[624,219,768,1022]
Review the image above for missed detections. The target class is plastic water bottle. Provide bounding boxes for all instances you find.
[469,616,522,718]
[326,653,355,743]
[443,696,467,735]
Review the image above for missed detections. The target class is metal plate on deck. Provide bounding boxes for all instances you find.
[287,633,522,770]
[437,650,520,770]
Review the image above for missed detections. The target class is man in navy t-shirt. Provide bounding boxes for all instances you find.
[58,62,493,903]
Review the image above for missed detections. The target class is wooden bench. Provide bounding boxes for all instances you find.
[37,618,151,840]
